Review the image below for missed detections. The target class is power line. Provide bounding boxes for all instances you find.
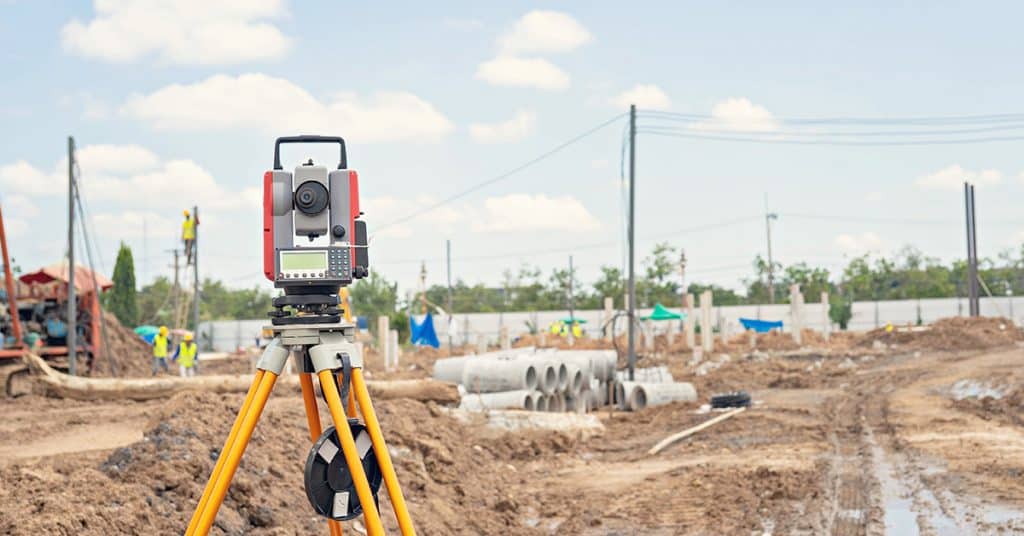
[638,121,1024,138]
[637,128,1024,146]
[375,113,627,232]
[641,109,1024,126]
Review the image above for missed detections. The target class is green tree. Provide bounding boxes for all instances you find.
[637,242,680,307]
[137,276,173,326]
[106,242,139,326]
[350,271,398,333]
[828,292,853,330]
[587,265,625,309]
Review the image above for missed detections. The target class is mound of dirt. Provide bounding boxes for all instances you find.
[860,316,1024,352]
[87,311,153,378]
[0,389,581,535]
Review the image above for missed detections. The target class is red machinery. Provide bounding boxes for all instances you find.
[0,204,111,365]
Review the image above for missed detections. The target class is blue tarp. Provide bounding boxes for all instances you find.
[410,312,440,348]
[739,318,783,333]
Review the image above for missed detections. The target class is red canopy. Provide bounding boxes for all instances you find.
[19,263,113,295]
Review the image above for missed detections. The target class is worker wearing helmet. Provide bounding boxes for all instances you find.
[172,332,199,378]
[182,209,197,265]
[152,326,170,375]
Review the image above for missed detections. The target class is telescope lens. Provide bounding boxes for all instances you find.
[294,181,329,215]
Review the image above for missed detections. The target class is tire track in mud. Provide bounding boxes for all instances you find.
[819,390,877,536]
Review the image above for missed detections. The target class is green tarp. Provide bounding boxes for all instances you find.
[641,303,683,321]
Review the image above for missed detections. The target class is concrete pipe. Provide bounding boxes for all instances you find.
[461,358,539,393]
[564,364,585,396]
[615,381,640,411]
[521,359,558,395]
[546,393,566,412]
[628,382,697,411]
[615,366,674,384]
[432,356,467,384]
[565,394,588,414]
[534,392,549,412]
[459,390,535,411]
[556,362,569,392]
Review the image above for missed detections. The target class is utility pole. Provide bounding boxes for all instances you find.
[567,255,575,321]
[964,183,979,317]
[764,197,778,304]
[67,136,77,376]
[446,239,453,351]
[191,205,200,342]
[679,249,687,331]
[627,104,637,381]
[169,249,181,326]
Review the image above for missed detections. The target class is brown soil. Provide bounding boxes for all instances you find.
[5,316,1024,534]
[87,311,155,378]
[858,316,1024,352]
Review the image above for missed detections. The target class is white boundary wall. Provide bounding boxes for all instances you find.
[198,296,1021,352]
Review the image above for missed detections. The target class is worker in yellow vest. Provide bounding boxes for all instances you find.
[152,325,170,375]
[172,332,199,378]
[182,209,197,265]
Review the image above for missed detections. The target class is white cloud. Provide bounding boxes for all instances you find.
[865,191,883,202]
[475,56,570,91]
[610,84,671,110]
[914,164,1002,190]
[469,110,536,144]
[0,145,255,214]
[692,97,779,132]
[0,194,38,238]
[472,194,599,233]
[120,73,454,142]
[834,232,885,255]
[61,0,290,65]
[498,11,592,54]
[77,144,160,175]
[365,195,463,238]
[0,160,61,195]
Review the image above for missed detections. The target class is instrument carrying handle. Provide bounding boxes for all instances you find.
[274,135,347,170]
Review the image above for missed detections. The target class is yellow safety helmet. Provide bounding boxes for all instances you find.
[183,209,190,217]
[184,332,194,342]
[158,326,168,335]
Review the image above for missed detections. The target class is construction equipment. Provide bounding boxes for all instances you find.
[186,136,415,536]
[0,202,24,359]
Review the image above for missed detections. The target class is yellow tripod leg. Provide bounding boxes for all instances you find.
[186,370,264,535]
[300,373,346,536]
[318,370,386,536]
[352,368,417,536]
[192,370,278,536]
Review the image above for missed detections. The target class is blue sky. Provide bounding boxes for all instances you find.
[1,1,1023,299]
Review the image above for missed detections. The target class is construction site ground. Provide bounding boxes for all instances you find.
[2,318,1024,535]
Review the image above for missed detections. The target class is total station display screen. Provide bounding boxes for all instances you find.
[280,251,328,271]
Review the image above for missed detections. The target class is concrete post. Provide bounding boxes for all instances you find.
[821,291,830,341]
[476,333,487,354]
[500,326,511,350]
[700,290,713,352]
[388,329,400,370]
[644,319,654,351]
[684,293,695,349]
[377,315,389,366]
[790,284,804,345]
[603,297,614,341]
[539,331,547,347]
[666,320,676,346]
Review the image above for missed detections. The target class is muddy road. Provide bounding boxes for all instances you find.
[1,344,1023,535]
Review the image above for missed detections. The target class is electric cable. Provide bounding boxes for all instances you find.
[375,113,627,232]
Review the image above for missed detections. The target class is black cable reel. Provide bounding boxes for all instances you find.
[304,354,382,521]
[304,421,383,520]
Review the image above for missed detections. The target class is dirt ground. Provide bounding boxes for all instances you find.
[2,318,1024,534]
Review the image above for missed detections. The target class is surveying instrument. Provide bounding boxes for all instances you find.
[186,136,416,536]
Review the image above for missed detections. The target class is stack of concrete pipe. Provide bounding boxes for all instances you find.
[612,366,697,411]
[435,348,619,414]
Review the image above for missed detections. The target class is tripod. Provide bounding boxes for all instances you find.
[185,318,417,536]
